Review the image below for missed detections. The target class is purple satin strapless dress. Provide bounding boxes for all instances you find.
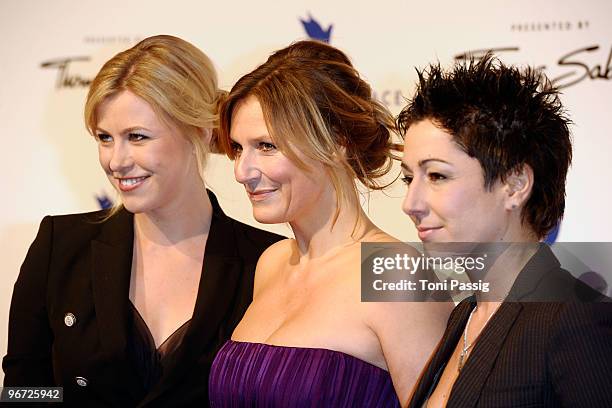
[209,340,401,407]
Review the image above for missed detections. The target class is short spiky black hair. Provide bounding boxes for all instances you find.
[397,54,572,239]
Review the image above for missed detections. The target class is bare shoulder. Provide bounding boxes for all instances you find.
[363,298,452,402]
[256,238,294,267]
[358,230,453,400]
[358,228,405,265]
[252,238,295,295]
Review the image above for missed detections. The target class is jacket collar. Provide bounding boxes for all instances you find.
[409,297,523,408]
[411,245,561,407]
[506,243,562,302]
[446,301,522,407]
[91,190,245,404]
[90,207,137,398]
[409,298,475,408]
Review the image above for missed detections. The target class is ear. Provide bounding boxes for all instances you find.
[192,128,215,153]
[503,163,534,211]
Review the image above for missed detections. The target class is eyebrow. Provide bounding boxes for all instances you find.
[95,126,152,134]
[230,134,273,144]
[401,158,451,171]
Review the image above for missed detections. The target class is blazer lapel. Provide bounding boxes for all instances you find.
[413,245,559,408]
[139,192,245,406]
[91,208,142,400]
[183,254,243,351]
[410,297,476,408]
[447,302,523,408]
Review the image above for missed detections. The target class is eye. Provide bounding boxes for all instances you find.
[95,133,112,143]
[427,172,447,183]
[230,141,243,157]
[258,141,277,152]
[401,175,413,185]
[128,133,148,142]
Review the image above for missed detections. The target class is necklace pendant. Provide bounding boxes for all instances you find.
[458,350,466,372]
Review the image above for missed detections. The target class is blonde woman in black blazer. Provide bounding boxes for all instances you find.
[2,35,282,407]
[397,55,612,407]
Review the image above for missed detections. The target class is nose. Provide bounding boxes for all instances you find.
[402,177,428,224]
[234,150,260,190]
[108,140,133,174]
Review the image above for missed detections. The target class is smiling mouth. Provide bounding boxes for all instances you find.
[247,189,277,202]
[116,176,150,192]
[417,226,443,241]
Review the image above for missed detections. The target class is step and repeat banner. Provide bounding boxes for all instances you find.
[1,0,611,380]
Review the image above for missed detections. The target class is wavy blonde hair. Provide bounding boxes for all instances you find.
[84,34,226,216]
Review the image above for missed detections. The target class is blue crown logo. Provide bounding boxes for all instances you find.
[300,13,333,43]
[96,193,114,210]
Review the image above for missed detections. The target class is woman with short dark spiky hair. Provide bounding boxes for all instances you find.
[398,54,612,408]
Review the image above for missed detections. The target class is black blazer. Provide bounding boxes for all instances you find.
[2,191,284,407]
[409,245,612,408]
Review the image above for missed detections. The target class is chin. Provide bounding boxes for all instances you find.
[122,204,145,214]
[252,208,288,225]
[120,199,151,215]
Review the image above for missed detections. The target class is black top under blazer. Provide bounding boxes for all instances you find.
[409,245,612,408]
[2,191,284,407]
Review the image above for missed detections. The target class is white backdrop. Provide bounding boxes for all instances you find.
[1,0,611,383]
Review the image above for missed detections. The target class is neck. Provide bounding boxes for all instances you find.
[501,215,540,243]
[134,187,213,246]
[289,190,378,260]
[473,241,539,303]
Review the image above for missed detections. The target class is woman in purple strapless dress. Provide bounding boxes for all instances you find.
[208,40,452,407]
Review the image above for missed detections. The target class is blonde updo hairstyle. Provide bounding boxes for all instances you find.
[218,40,397,219]
[84,34,225,213]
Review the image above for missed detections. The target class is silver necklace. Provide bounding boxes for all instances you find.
[458,304,501,372]
[458,307,476,372]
